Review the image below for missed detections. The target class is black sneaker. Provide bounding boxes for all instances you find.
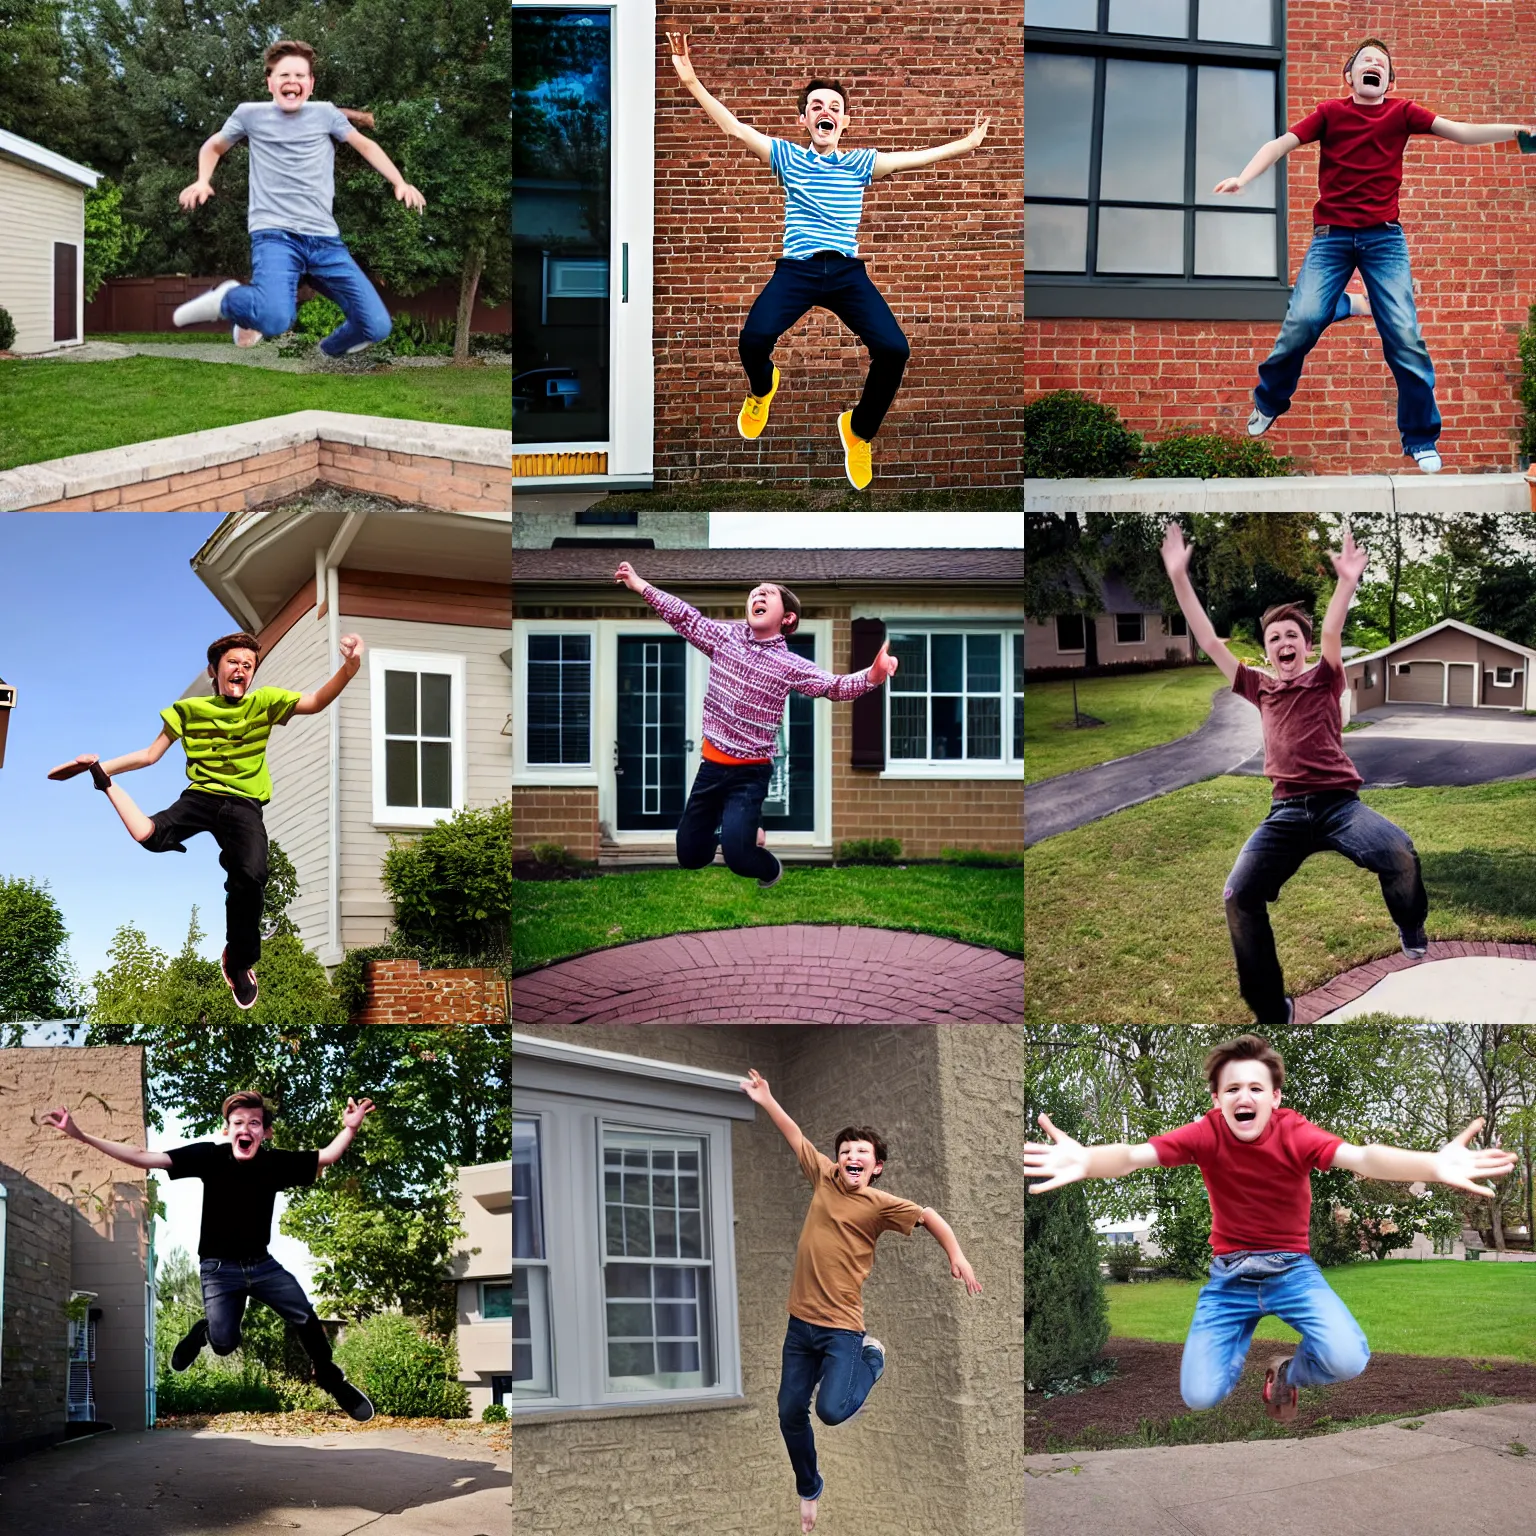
[1399,926,1429,959]
[220,946,259,1010]
[89,760,113,792]
[328,1374,375,1422]
[171,1317,208,1372]
[758,851,784,890]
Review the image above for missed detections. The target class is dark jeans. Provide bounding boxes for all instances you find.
[1224,790,1428,1024]
[141,788,268,973]
[739,254,910,440]
[777,1314,884,1500]
[675,759,777,881]
[200,1255,340,1387]
[1254,222,1440,454]
[222,230,393,356]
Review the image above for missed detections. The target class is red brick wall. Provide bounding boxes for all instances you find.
[1025,7,1536,474]
[352,961,508,1025]
[655,3,1023,489]
[512,788,600,861]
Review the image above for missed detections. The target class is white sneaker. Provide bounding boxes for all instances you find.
[1246,408,1274,437]
[173,279,238,329]
[1411,447,1442,474]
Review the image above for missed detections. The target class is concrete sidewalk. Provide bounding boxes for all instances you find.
[1023,1401,1536,1536]
[1315,956,1536,1023]
[0,1426,511,1536]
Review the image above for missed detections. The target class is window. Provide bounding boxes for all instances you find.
[1396,664,1411,675]
[1025,0,1288,320]
[1495,666,1515,687]
[513,1116,552,1398]
[482,1282,514,1320]
[492,1374,514,1405]
[368,649,467,826]
[527,634,592,765]
[888,633,1005,762]
[1167,611,1188,637]
[1055,613,1086,652]
[1013,634,1023,761]
[1115,613,1144,645]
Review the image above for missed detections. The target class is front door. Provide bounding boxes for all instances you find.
[616,636,686,829]
[761,635,816,832]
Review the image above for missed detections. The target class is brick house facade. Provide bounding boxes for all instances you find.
[1025,5,1536,474]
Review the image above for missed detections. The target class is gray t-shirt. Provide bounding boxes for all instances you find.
[219,101,354,236]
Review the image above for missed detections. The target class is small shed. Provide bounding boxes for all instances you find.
[1344,619,1536,713]
[0,129,100,355]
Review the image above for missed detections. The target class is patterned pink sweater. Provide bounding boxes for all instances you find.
[642,584,876,759]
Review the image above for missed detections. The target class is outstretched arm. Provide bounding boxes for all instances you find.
[1431,118,1536,146]
[96,729,176,777]
[739,1070,806,1159]
[666,31,772,165]
[293,635,364,716]
[1025,1112,1160,1193]
[40,1107,173,1170]
[1160,522,1242,686]
[179,136,232,209]
[317,1096,376,1168]
[343,131,426,210]
[1321,529,1367,672]
[1212,131,1300,194]
[917,1207,983,1294]
[871,112,990,179]
[1332,1117,1516,1196]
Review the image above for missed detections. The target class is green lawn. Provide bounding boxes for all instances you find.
[0,356,509,469]
[88,331,236,345]
[513,865,1023,972]
[1106,1260,1536,1362]
[1025,776,1536,1023]
[1024,665,1226,784]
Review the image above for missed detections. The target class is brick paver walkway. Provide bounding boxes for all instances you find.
[1293,940,1536,1023]
[512,925,1024,1024]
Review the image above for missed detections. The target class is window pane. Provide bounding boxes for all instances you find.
[656,1303,694,1336]
[1195,66,1276,208]
[605,1263,649,1297]
[607,1302,652,1337]
[513,1119,544,1260]
[654,1206,677,1256]
[968,697,1002,759]
[420,741,453,807]
[891,696,928,759]
[1101,60,1185,203]
[608,1341,654,1377]
[385,739,417,807]
[655,1267,696,1300]
[1194,211,1277,277]
[889,634,927,692]
[678,1210,702,1257]
[1097,207,1184,274]
[967,634,1001,692]
[932,696,963,759]
[1197,0,1271,44]
[658,1341,700,1373]
[512,1264,552,1397]
[1056,614,1085,650]
[1013,633,1024,684]
[420,672,451,737]
[604,1265,713,1391]
[625,1207,652,1256]
[1024,203,1088,273]
[1115,614,1142,644]
[932,634,964,693]
[528,635,559,662]
[1024,53,1095,198]
[1014,695,1024,759]
[1024,0,1096,25]
[384,670,416,735]
[1108,0,1186,36]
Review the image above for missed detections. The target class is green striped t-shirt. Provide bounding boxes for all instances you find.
[160,686,303,802]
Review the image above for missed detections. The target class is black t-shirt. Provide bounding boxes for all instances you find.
[165,1141,320,1260]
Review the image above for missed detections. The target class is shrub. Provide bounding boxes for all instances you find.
[836,838,902,864]
[1310,1198,1362,1269]
[0,307,15,352]
[1520,302,1536,461]
[382,801,512,959]
[333,1313,470,1418]
[1149,1166,1214,1280]
[482,1402,509,1422]
[1104,1240,1144,1283]
[940,847,1024,867]
[294,295,347,340]
[155,1363,283,1416]
[1024,391,1143,479]
[529,841,568,866]
[1137,430,1293,479]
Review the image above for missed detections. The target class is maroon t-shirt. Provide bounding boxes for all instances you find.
[1149,1107,1343,1255]
[1289,96,1438,227]
[1233,655,1362,799]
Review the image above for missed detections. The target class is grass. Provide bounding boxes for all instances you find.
[593,485,1020,511]
[0,356,509,469]
[88,331,235,345]
[513,864,1023,972]
[1024,776,1536,1023]
[1105,1261,1536,1362]
[1023,665,1226,784]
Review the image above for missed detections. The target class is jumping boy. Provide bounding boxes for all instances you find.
[42,1090,381,1421]
[1214,38,1535,472]
[665,30,990,490]
[49,630,364,1010]
[741,1068,981,1533]
[614,560,897,887]
[1025,1034,1515,1420]
[172,39,426,357]
[1161,521,1428,1025]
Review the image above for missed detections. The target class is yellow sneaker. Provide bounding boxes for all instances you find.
[838,412,873,490]
[737,366,781,439]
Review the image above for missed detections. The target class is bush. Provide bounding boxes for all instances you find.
[1137,430,1293,479]
[529,841,569,866]
[940,847,1024,867]
[1149,1166,1214,1280]
[1104,1240,1145,1283]
[482,1402,509,1422]
[836,838,902,864]
[294,295,347,341]
[155,1363,283,1416]
[333,1314,470,1418]
[1310,1199,1362,1269]
[382,801,512,959]
[1024,390,1143,478]
[0,306,14,351]
[1520,301,1536,461]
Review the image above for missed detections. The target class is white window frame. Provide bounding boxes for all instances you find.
[1055,613,1086,654]
[368,648,468,828]
[513,620,600,787]
[481,1278,515,1319]
[1166,611,1188,637]
[523,627,596,770]
[1114,613,1144,645]
[1493,666,1516,688]
[513,1113,553,1399]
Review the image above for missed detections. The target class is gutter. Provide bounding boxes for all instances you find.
[1026,472,1531,515]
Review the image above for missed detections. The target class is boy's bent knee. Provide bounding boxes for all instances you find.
[208,1334,241,1356]
[814,1398,852,1427]
[1180,1382,1230,1412]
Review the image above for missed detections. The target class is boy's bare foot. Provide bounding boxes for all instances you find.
[757,826,766,848]
[233,325,263,348]
[800,1496,819,1532]
[1263,1355,1298,1421]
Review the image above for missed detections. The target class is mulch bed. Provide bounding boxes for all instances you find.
[1026,1337,1536,1452]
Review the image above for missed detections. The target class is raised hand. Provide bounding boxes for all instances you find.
[739,1068,773,1105]
[964,110,991,149]
[41,1106,78,1137]
[1160,521,1193,580]
[1432,1117,1517,1198]
[614,561,645,592]
[339,634,365,664]
[666,30,697,86]
[1024,1112,1091,1194]
[950,1253,983,1295]
[342,1096,376,1131]
[867,640,899,685]
[1329,529,1369,586]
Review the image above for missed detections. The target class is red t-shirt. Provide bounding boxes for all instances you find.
[1289,96,1438,227]
[1233,655,1362,800]
[1149,1107,1343,1255]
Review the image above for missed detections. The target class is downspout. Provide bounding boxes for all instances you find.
[320,513,367,965]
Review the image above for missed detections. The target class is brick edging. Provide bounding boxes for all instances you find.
[1293,941,1536,1023]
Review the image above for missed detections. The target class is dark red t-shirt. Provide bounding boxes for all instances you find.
[1233,654,1362,799]
[1289,96,1438,227]
[1149,1107,1343,1255]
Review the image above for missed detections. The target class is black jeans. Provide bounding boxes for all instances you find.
[675,760,777,881]
[200,1254,341,1390]
[739,254,910,440]
[142,788,268,973]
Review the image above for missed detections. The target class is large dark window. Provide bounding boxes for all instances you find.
[1026,0,1288,318]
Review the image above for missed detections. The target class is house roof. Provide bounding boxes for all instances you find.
[512,547,1023,584]
[0,128,99,190]
[1024,570,1164,615]
[1346,618,1536,667]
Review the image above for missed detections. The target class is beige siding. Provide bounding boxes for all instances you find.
[1025,612,1190,670]
[0,158,85,353]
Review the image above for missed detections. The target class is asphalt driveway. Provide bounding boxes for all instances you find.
[0,1426,511,1535]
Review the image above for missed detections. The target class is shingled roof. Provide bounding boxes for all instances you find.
[512,547,1024,584]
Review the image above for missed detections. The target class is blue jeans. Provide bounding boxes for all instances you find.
[675,758,777,881]
[777,1315,885,1499]
[1224,789,1427,1025]
[1254,222,1440,454]
[1182,1251,1370,1410]
[221,230,393,355]
[739,255,910,440]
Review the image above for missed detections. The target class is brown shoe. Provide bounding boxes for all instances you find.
[1263,1355,1298,1422]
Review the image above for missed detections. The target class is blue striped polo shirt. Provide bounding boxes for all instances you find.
[769,138,879,258]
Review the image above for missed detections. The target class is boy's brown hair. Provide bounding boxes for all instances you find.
[1203,1035,1286,1096]
[799,79,849,116]
[832,1125,887,1181]
[1343,38,1394,83]
[222,1090,274,1129]
[265,39,316,77]
[207,632,262,670]
[772,584,802,636]
[1259,603,1314,650]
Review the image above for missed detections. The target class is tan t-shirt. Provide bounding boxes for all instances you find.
[786,1136,924,1332]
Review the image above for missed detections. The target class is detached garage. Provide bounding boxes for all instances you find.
[0,128,99,355]
[1345,619,1536,713]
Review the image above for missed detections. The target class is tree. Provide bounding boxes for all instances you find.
[0,875,79,1035]
[83,179,144,300]
[1348,1179,1422,1263]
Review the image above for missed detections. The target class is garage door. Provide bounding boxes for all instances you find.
[1388,661,1444,704]
[1448,664,1476,707]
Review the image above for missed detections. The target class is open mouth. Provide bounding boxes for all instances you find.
[1361,71,1382,88]
[1234,1109,1257,1125]
[1276,647,1297,667]
[843,1163,865,1180]
[235,1134,255,1152]
[752,603,769,616]
[816,118,835,133]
